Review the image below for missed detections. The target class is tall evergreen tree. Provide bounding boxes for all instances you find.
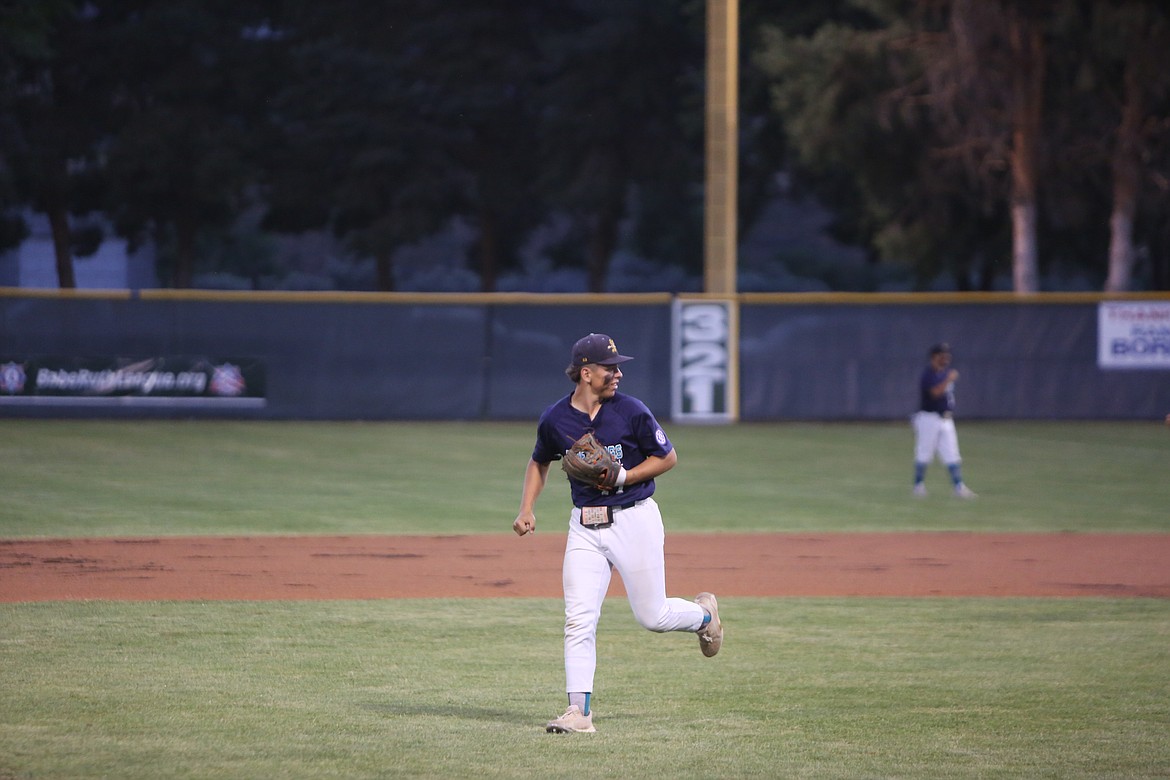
[534,0,705,291]
[2,0,107,288]
[98,0,281,287]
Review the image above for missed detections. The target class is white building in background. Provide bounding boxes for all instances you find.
[0,212,157,290]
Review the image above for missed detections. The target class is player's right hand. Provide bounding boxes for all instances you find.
[513,511,536,536]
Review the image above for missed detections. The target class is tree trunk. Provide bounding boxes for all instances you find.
[375,251,394,291]
[1106,204,1138,293]
[1007,7,1044,293]
[976,248,997,291]
[1105,52,1144,292]
[173,216,196,289]
[1010,201,1040,292]
[586,200,620,293]
[477,207,499,293]
[951,246,974,291]
[1154,222,1170,290]
[47,206,76,289]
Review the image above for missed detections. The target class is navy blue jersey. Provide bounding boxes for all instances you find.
[919,367,955,414]
[532,391,673,508]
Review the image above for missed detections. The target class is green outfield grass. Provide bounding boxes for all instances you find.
[1,419,1167,537]
[2,420,1168,778]
[1,598,1167,779]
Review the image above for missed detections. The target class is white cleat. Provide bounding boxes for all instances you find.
[954,483,978,499]
[545,705,595,734]
[695,592,723,657]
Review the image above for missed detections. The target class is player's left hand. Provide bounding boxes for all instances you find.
[561,431,621,490]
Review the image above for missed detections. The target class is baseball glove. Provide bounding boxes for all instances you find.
[561,431,621,490]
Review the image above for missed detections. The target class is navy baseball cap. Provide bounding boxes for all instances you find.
[571,333,634,366]
[930,342,951,355]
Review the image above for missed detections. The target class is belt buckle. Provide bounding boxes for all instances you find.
[580,505,614,529]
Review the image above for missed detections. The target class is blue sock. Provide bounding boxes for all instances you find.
[914,462,927,484]
[701,613,711,628]
[947,463,962,486]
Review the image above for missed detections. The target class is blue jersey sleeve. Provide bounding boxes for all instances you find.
[531,395,573,464]
[626,398,673,462]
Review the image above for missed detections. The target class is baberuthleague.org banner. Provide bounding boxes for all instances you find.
[0,356,266,407]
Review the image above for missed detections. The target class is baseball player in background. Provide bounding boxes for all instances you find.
[513,333,722,734]
[912,342,977,498]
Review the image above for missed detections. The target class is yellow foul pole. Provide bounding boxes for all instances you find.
[704,0,738,295]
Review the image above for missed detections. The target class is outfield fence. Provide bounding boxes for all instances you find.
[1,288,1167,421]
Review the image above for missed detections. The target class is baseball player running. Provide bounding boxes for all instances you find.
[513,333,722,734]
[912,342,976,498]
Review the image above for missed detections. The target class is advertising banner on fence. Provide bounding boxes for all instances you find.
[0,356,266,407]
[1097,302,1170,370]
[671,298,737,422]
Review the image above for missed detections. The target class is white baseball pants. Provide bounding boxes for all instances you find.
[561,497,706,694]
[913,411,962,464]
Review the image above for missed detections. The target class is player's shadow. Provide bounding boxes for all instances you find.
[361,700,531,723]
[362,699,637,728]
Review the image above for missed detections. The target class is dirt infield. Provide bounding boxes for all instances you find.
[2,532,1168,602]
